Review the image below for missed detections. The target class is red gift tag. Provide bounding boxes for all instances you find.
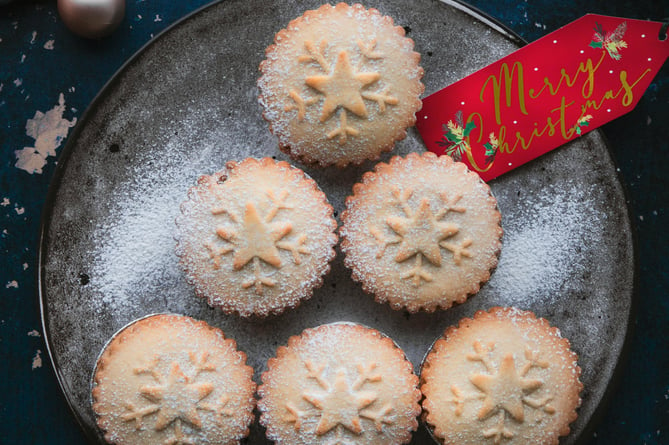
[416,14,669,181]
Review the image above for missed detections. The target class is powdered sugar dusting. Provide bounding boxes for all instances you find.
[489,181,605,307]
[90,175,185,312]
[88,112,295,315]
[88,129,216,313]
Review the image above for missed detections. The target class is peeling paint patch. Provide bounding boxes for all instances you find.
[27,330,40,337]
[23,263,29,270]
[1,198,9,206]
[5,280,18,289]
[15,93,77,174]
[43,39,55,50]
[32,349,43,370]
[13,78,22,87]
[15,207,25,215]
[30,31,37,44]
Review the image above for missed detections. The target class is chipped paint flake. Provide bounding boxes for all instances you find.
[32,349,43,370]
[30,31,37,44]
[15,93,77,174]
[6,280,18,289]
[154,14,162,22]
[27,330,41,337]
[43,39,55,50]
[13,78,22,87]
[1,198,9,207]
[15,207,25,215]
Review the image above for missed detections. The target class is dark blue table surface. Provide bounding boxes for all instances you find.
[1,1,667,444]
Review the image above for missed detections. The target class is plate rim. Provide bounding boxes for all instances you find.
[36,0,637,443]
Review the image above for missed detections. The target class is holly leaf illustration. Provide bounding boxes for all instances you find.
[446,130,460,143]
[484,142,495,157]
[463,121,477,137]
[589,40,603,49]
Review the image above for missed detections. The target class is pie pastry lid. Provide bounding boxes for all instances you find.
[419,307,583,445]
[258,321,422,444]
[258,3,425,167]
[91,313,256,445]
[340,152,503,312]
[175,157,338,317]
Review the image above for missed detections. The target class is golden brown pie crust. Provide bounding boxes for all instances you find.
[420,307,583,445]
[175,157,337,317]
[92,314,256,445]
[258,323,421,444]
[340,152,502,312]
[258,3,424,167]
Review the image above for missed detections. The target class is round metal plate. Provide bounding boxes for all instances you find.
[39,0,634,443]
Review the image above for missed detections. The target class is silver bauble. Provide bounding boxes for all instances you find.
[57,0,125,39]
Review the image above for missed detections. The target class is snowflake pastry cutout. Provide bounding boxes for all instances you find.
[447,342,556,444]
[284,361,395,438]
[370,187,473,286]
[121,351,233,444]
[285,39,399,144]
[206,189,310,294]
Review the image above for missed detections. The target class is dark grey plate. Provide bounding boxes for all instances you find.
[39,0,634,443]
